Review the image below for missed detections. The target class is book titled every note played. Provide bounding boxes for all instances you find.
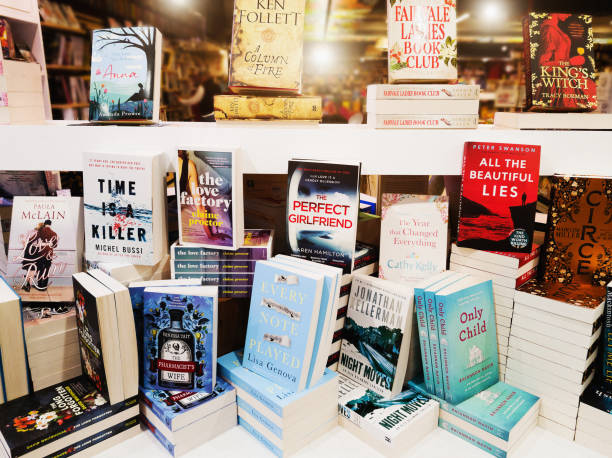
[457,142,541,253]
[89,27,162,122]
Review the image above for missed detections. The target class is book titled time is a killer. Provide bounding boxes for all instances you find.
[457,142,541,253]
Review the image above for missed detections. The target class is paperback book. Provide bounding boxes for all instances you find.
[177,148,243,250]
[82,151,166,265]
[170,229,273,261]
[287,159,361,275]
[379,194,448,283]
[601,282,612,385]
[7,196,83,303]
[243,260,323,391]
[89,27,162,122]
[338,274,414,398]
[523,13,597,112]
[457,142,541,253]
[367,84,480,100]
[143,286,218,394]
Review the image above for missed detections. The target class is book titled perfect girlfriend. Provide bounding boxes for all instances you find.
[457,142,541,253]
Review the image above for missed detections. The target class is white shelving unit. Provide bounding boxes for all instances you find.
[1,122,611,175]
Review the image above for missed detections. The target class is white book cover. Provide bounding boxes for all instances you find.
[338,274,414,398]
[367,99,479,115]
[7,196,82,302]
[367,84,479,100]
[368,114,478,129]
[83,151,164,265]
[379,194,448,284]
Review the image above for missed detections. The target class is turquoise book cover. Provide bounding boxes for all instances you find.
[437,279,499,404]
[439,419,507,458]
[243,261,323,392]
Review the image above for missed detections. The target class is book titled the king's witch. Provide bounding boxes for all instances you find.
[523,13,597,112]
[457,142,541,253]
[89,27,162,122]
[287,159,361,275]
[177,148,243,250]
[82,151,166,266]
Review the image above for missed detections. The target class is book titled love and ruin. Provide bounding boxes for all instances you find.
[177,148,244,250]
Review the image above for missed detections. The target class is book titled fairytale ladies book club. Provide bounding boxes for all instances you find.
[457,142,541,253]
[177,149,243,250]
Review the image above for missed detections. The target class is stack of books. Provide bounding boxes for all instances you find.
[22,305,81,391]
[366,84,480,129]
[506,280,605,440]
[219,351,338,457]
[87,253,171,286]
[140,379,237,457]
[170,229,273,299]
[339,375,439,456]
[449,244,541,380]
[575,384,612,454]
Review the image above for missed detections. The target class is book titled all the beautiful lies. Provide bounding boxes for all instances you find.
[143,286,218,394]
[436,276,499,404]
[243,260,324,392]
[338,274,414,398]
[457,142,541,253]
[82,151,167,265]
[287,159,361,275]
[379,194,448,283]
[177,148,244,250]
[89,27,162,122]
[387,0,457,83]
[523,13,597,112]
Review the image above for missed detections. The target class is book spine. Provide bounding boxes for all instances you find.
[437,292,452,401]
[515,265,537,288]
[172,246,269,261]
[438,419,507,458]
[372,85,480,100]
[238,417,283,458]
[353,247,378,271]
[415,288,435,394]
[218,368,283,417]
[214,96,321,120]
[172,260,257,273]
[425,290,445,398]
[602,285,612,385]
[141,414,176,456]
[440,400,510,442]
[199,274,254,287]
[237,397,283,439]
[522,16,533,111]
[517,245,541,267]
[370,114,478,129]
[144,396,173,430]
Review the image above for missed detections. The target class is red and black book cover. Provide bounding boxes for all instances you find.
[457,142,541,253]
[523,13,597,111]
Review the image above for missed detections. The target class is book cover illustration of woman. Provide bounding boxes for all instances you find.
[17,219,58,293]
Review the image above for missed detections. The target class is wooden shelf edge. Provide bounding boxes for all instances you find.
[51,102,89,109]
[41,22,87,35]
[46,64,90,72]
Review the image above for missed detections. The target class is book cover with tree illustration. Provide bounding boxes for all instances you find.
[387,0,457,82]
[89,27,161,122]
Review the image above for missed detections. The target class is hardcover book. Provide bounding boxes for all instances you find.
[523,13,597,112]
[89,27,162,122]
[436,276,499,404]
[229,0,306,94]
[143,286,218,394]
[338,274,414,398]
[287,159,361,275]
[7,196,83,303]
[457,142,541,253]
[540,176,612,286]
[170,229,273,261]
[387,0,457,83]
[214,95,322,120]
[177,148,243,250]
[243,260,323,392]
[83,151,166,266]
[379,194,448,283]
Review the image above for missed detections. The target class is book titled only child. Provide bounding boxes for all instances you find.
[457,142,541,253]
[338,274,414,398]
[287,159,361,275]
[177,148,244,250]
[89,27,162,122]
[379,194,448,284]
[83,151,166,266]
[143,286,218,394]
[387,0,457,83]
[523,13,597,112]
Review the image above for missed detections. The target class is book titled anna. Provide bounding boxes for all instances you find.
[177,148,243,250]
[457,142,541,253]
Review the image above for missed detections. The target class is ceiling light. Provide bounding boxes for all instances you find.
[481,3,505,22]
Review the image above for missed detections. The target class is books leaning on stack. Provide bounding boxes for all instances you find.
[171,229,273,299]
[366,84,480,129]
[22,304,81,391]
[219,351,338,457]
[140,379,237,457]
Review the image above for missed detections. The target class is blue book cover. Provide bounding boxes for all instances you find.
[140,414,177,456]
[143,287,217,394]
[238,416,283,458]
[439,418,508,458]
[140,378,234,431]
[243,261,323,392]
[437,277,499,404]
[218,350,338,418]
[286,160,361,275]
[237,397,284,439]
[89,27,161,122]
